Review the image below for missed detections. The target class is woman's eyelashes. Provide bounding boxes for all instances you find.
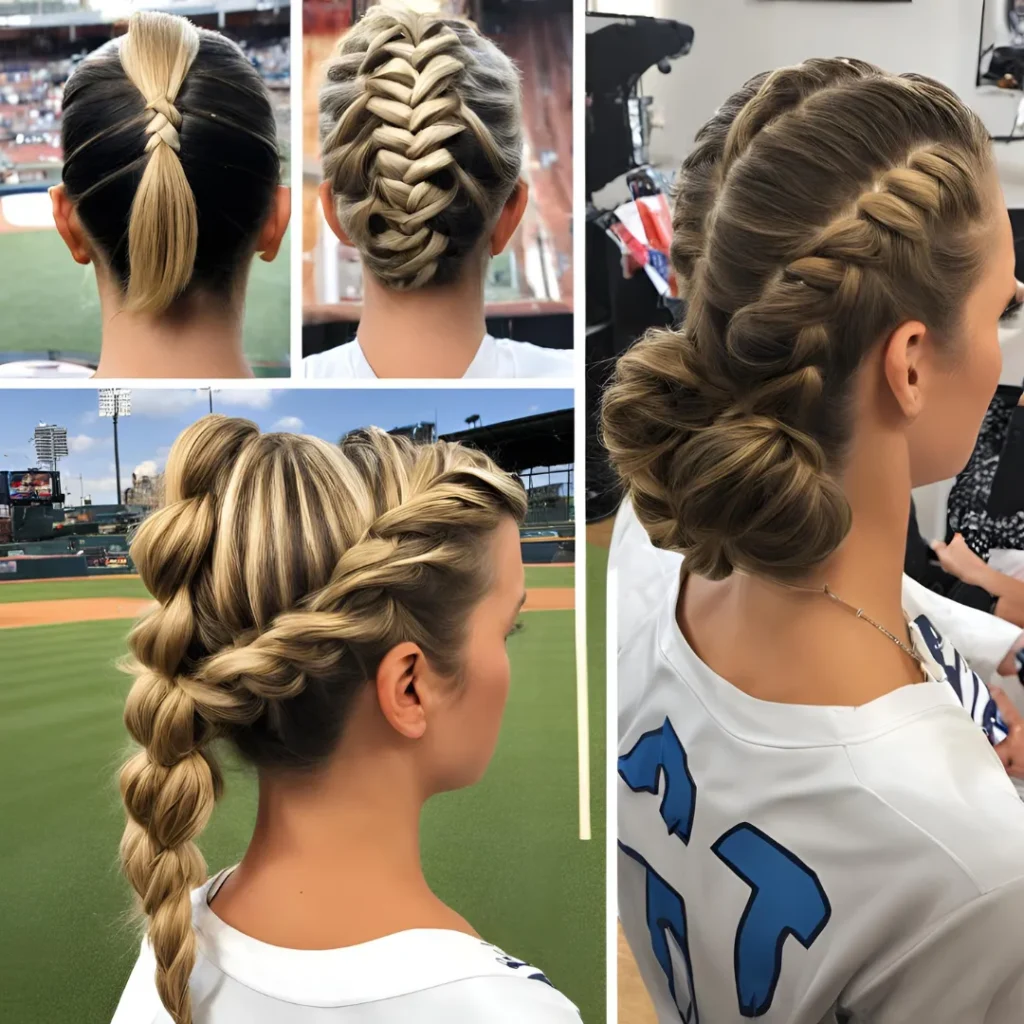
[1001,296,1023,323]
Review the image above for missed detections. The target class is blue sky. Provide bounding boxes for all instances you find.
[0,388,572,505]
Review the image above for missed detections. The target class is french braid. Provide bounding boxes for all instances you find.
[603,62,993,581]
[320,6,522,290]
[119,416,526,1024]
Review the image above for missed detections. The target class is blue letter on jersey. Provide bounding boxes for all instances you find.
[618,717,696,843]
[711,823,832,1017]
[620,844,699,1023]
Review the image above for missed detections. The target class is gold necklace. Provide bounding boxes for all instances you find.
[775,579,925,667]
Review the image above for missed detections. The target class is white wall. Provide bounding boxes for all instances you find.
[611,0,1024,206]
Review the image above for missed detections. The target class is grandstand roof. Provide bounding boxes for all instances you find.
[440,408,573,472]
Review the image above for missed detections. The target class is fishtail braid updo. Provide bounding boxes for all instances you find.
[602,60,994,582]
[119,415,526,1024]
[61,11,280,316]
[319,5,523,290]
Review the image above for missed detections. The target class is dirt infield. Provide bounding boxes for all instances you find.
[0,598,154,630]
[0,587,573,629]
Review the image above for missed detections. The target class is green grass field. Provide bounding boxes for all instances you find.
[0,575,604,1023]
[0,229,290,374]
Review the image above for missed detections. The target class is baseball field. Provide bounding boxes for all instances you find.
[0,561,605,1024]
[0,221,290,375]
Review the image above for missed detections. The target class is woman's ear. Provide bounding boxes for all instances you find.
[882,318,930,421]
[257,185,291,263]
[375,642,430,741]
[490,180,530,257]
[49,184,92,265]
[319,180,353,247]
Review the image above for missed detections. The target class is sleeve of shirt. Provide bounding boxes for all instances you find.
[851,879,1024,1024]
[903,573,1021,682]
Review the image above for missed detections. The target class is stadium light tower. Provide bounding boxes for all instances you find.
[33,424,69,475]
[99,389,132,505]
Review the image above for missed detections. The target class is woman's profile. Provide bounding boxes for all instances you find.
[605,59,1024,1022]
[49,11,289,378]
[109,416,582,1024]
[305,5,572,380]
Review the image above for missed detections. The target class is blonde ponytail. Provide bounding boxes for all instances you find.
[119,11,200,314]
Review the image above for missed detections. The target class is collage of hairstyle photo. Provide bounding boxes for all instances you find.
[6,0,1024,1023]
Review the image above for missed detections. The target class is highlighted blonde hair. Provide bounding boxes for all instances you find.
[118,416,526,1024]
[603,60,993,582]
[320,4,523,290]
[61,12,279,316]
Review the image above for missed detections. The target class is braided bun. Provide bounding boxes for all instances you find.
[320,6,522,289]
[119,416,526,1023]
[604,61,993,582]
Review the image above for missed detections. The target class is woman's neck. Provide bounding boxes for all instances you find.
[680,434,923,707]
[210,755,472,949]
[93,281,251,378]
[356,267,488,378]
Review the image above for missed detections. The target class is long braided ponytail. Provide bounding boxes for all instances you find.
[602,61,994,582]
[319,5,523,290]
[119,416,526,1024]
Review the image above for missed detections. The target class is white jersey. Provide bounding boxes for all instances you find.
[613,501,1024,1024]
[302,334,573,380]
[111,871,582,1024]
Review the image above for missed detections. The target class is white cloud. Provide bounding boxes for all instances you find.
[215,389,274,411]
[133,460,159,479]
[78,476,117,503]
[273,416,304,431]
[69,434,101,453]
[527,405,540,413]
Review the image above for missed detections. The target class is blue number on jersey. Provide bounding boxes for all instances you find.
[620,843,699,1023]
[712,824,831,1017]
[620,718,831,1019]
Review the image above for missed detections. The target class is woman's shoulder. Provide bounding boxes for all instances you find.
[488,338,573,379]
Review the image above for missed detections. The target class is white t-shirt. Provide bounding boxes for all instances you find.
[111,870,582,1023]
[613,501,1024,1024]
[302,334,573,380]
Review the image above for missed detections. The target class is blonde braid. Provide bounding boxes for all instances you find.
[119,11,200,315]
[119,418,259,1024]
[320,6,522,290]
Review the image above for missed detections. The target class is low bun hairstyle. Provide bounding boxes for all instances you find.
[119,415,526,1024]
[319,5,523,290]
[60,11,280,316]
[603,59,994,582]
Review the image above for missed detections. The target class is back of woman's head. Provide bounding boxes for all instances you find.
[60,11,280,316]
[319,4,523,290]
[118,415,526,1024]
[602,59,995,582]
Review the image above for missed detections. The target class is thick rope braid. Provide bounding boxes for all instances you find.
[321,11,508,289]
[195,466,524,713]
[119,419,259,1024]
